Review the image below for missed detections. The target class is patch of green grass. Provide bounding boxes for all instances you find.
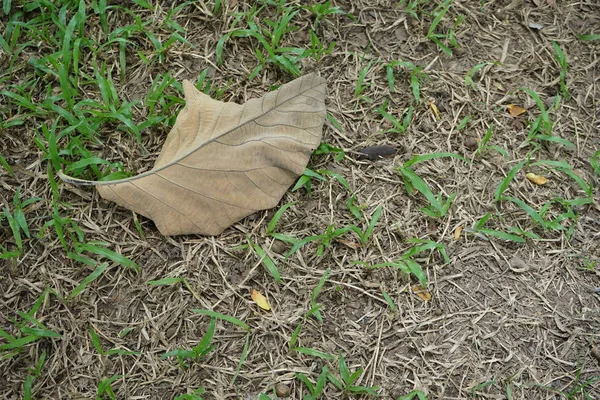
[161,318,216,367]
[297,365,330,399]
[285,205,382,257]
[529,364,598,399]
[313,142,345,161]
[427,0,463,56]
[476,124,509,158]
[174,388,206,400]
[376,99,413,134]
[296,354,378,398]
[289,305,323,351]
[397,389,429,399]
[397,0,430,20]
[355,59,374,100]
[465,62,489,86]
[249,238,281,283]
[0,189,41,259]
[23,350,46,400]
[521,88,574,150]
[191,309,249,331]
[494,159,527,202]
[67,262,109,299]
[328,354,379,396]
[579,33,600,41]
[0,289,62,358]
[591,150,600,175]
[89,325,139,357]
[292,167,328,195]
[304,0,352,28]
[385,60,427,102]
[217,3,335,78]
[96,375,122,400]
[346,195,364,219]
[356,238,449,286]
[397,153,468,218]
[381,290,396,312]
[471,213,531,243]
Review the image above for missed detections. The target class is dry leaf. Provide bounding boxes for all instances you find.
[411,284,432,301]
[526,172,548,185]
[454,225,463,240]
[429,101,440,120]
[59,74,326,236]
[592,346,600,362]
[336,239,362,249]
[528,22,544,31]
[506,104,527,117]
[251,289,271,311]
[356,145,397,161]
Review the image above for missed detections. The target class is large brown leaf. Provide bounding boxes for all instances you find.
[59,74,327,236]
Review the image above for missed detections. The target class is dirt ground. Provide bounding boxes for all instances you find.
[1,0,599,399]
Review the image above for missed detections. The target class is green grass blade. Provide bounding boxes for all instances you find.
[403,152,469,168]
[191,309,249,331]
[502,196,545,226]
[381,290,396,311]
[89,325,104,355]
[146,277,184,286]
[292,346,335,360]
[0,335,39,350]
[494,160,526,202]
[67,262,109,299]
[76,242,138,272]
[267,202,296,234]
[232,333,250,385]
[398,167,442,213]
[251,242,281,284]
[361,205,382,245]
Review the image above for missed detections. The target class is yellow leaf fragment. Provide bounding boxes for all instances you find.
[526,172,548,185]
[454,225,463,240]
[430,101,440,120]
[251,289,271,311]
[506,104,527,117]
[411,284,432,301]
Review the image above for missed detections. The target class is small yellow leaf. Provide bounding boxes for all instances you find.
[454,225,463,240]
[251,289,271,311]
[411,284,432,301]
[506,104,527,117]
[526,172,548,185]
[430,101,440,120]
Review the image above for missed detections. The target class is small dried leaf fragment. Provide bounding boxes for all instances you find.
[411,284,432,301]
[591,346,600,362]
[528,22,544,31]
[429,101,440,120]
[357,145,397,161]
[526,172,548,185]
[454,226,463,240]
[251,289,271,311]
[506,104,527,117]
[336,239,362,249]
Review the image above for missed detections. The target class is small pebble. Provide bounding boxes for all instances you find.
[271,240,286,254]
[275,383,291,397]
[166,326,177,338]
[465,137,479,151]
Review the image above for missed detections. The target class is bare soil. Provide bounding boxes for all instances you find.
[1,0,599,399]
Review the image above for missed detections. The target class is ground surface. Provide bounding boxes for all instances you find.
[1,0,599,399]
